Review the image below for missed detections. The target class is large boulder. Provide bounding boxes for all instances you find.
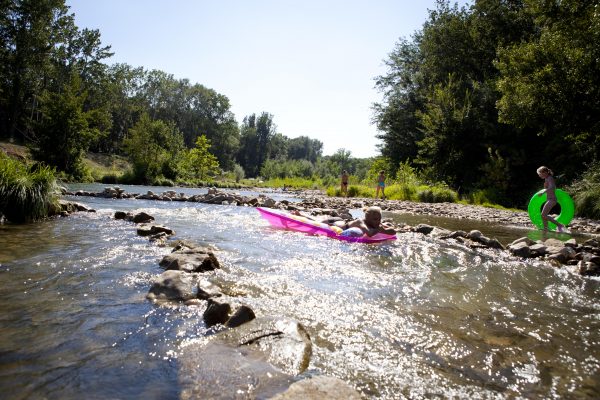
[178,341,293,400]
[509,237,536,247]
[178,317,312,399]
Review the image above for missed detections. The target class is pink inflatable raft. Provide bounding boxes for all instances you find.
[257,207,397,243]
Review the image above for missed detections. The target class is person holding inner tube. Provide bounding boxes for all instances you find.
[536,166,566,232]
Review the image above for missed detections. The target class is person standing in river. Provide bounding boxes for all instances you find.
[340,170,349,197]
[537,166,566,232]
[376,170,386,200]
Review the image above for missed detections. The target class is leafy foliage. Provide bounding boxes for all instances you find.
[123,114,184,183]
[31,74,104,179]
[180,135,220,181]
[568,161,600,219]
[374,0,600,207]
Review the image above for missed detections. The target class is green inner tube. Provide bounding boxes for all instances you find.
[527,188,575,230]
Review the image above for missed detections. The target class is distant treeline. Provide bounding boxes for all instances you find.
[374,0,599,207]
[0,0,330,184]
[1,0,599,215]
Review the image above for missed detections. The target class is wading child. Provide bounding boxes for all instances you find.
[341,170,349,197]
[376,170,386,199]
[536,166,566,232]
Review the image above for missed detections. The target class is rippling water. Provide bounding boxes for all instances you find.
[0,185,599,399]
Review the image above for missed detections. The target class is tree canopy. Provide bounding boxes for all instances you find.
[2,0,598,211]
[374,0,600,206]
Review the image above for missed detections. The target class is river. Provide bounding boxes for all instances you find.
[0,184,598,399]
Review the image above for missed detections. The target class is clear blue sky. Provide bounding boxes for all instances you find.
[66,0,470,158]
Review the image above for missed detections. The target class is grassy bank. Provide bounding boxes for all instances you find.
[0,152,60,223]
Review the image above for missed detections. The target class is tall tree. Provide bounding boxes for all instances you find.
[0,0,111,142]
[373,0,547,204]
[373,38,424,170]
[496,0,600,179]
[287,136,323,163]
[180,134,219,181]
[255,112,275,172]
[31,74,99,177]
[123,114,184,183]
[236,112,276,177]
[93,63,146,153]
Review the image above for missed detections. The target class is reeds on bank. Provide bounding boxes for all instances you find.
[0,152,60,223]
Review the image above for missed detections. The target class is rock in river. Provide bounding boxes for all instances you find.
[178,317,312,399]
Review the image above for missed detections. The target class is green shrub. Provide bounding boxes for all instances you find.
[152,176,174,187]
[465,188,507,206]
[117,169,138,184]
[326,186,338,196]
[347,185,361,197]
[233,164,245,182]
[416,185,458,203]
[417,189,434,203]
[432,187,458,203]
[568,161,600,219]
[101,174,119,184]
[0,153,60,222]
[384,184,417,201]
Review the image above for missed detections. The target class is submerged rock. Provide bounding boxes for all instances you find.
[196,279,223,300]
[579,260,600,276]
[217,317,312,376]
[146,270,196,303]
[270,376,361,400]
[179,341,294,400]
[178,317,312,399]
[413,224,434,235]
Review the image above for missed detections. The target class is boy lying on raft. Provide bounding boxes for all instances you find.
[294,206,396,237]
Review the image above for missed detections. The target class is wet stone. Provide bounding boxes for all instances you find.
[508,242,531,258]
[147,270,196,303]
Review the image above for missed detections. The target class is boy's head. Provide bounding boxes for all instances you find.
[364,206,382,228]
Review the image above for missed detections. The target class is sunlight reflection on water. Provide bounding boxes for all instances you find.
[0,192,599,399]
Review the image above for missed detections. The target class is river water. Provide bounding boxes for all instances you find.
[0,184,598,399]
